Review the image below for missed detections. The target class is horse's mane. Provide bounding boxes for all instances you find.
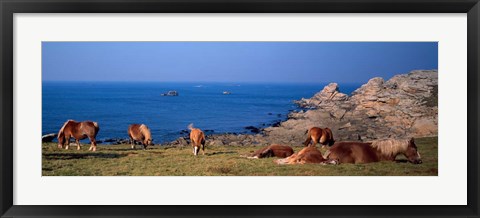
[369,138,411,158]
[187,123,194,130]
[139,124,151,139]
[58,119,74,138]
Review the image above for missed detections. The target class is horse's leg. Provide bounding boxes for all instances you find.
[89,137,97,152]
[194,146,199,156]
[142,143,147,150]
[88,138,93,151]
[65,136,70,150]
[87,136,95,151]
[130,137,135,150]
[201,144,205,155]
[319,133,326,148]
[76,139,81,150]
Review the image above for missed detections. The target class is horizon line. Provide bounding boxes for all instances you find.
[42,80,365,84]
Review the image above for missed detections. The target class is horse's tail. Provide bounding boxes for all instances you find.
[187,123,194,130]
[92,121,100,134]
[201,131,206,145]
[303,129,312,146]
[325,128,335,146]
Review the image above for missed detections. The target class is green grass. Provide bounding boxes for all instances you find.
[42,137,438,176]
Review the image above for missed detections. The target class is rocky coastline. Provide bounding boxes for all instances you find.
[43,70,438,147]
[164,69,438,147]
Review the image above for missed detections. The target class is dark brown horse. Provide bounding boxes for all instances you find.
[188,123,206,156]
[304,127,335,148]
[57,120,99,151]
[325,138,422,164]
[247,144,294,159]
[275,146,337,165]
[128,124,153,150]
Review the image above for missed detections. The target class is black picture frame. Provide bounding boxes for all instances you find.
[1,0,479,217]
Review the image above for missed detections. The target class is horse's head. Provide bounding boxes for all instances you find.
[404,138,422,164]
[144,138,153,146]
[57,133,65,149]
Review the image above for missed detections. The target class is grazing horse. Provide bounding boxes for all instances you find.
[247,144,294,159]
[325,138,422,164]
[128,124,153,150]
[188,123,206,156]
[304,127,335,148]
[57,120,99,151]
[275,146,337,165]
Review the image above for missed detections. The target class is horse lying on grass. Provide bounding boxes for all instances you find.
[304,127,335,148]
[325,138,422,164]
[245,144,294,159]
[276,138,421,165]
[128,124,153,150]
[57,120,99,151]
[188,123,206,156]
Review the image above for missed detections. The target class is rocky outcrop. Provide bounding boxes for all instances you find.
[261,70,438,144]
[42,133,57,142]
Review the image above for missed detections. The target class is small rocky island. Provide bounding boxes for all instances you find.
[161,90,179,96]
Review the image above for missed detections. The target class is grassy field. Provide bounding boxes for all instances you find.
[42,137,438,176]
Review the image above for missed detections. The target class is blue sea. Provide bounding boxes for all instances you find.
[42,82,361,143]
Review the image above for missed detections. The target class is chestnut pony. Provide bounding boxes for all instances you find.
[304,127,335,148]
[128,124,153,150]
[188,123,206,156]
[57,120,99,151]
[325,138,422,164]
[247,144,294,159]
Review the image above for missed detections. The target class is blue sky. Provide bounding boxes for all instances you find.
[42,42,437,84]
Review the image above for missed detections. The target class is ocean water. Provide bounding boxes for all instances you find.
[42,82,361,143]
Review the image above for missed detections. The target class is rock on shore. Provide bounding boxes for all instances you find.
[261,69,438,144]
[42,133,57,142]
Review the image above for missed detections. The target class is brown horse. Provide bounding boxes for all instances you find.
[304,127,335,148]
[247,144,294,159]
[57,120,99,151]
[275,146,337,165]
[188,123,206,156]
[325,138,422,164]
[128,124,153,150]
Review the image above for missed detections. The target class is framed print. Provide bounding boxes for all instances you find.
[1,0,479,217]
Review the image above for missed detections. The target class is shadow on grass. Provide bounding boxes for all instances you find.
[43,152,127,160]
[395,159,409,163]
[107,147,165,152]
[106,148,136,151]
[206,151,237,156]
